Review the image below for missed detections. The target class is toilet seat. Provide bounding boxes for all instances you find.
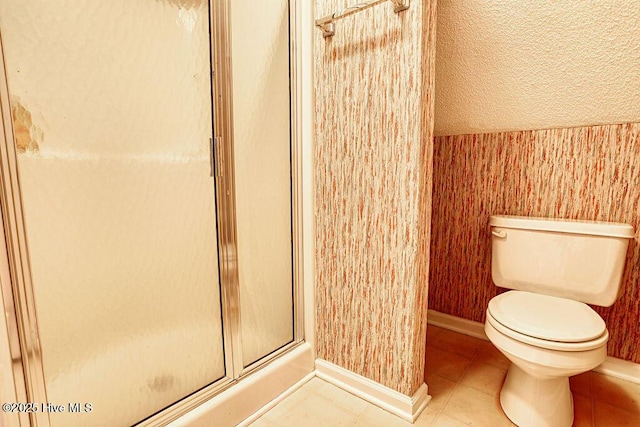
[487,291,608,352]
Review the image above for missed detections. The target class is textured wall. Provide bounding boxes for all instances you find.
[315,0,436,395]
[434,0,640,136]
[429,123,640,362]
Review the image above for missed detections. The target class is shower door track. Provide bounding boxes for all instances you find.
[0,0,306,426]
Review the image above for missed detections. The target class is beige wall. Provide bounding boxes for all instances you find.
[430,1,640,363]
[314,0,436,395]
[434,0,640,136]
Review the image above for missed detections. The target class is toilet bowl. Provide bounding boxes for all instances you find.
[485,215,634,427]
[485,291,608,427]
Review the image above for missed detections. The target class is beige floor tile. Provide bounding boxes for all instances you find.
[425,347,472,382]
[263,392,359,427]
[424,374,457,412]
[427,324,444,344]
[262,380,356,424]
[430,328,483,358]
[573,393,593,427]
[414,406,439,426]
[459,361,507,395]
[301,377,331,393]
[349,406,411,427]
[472,340,511,370]
[312,379,370,416]
[440,384,512,427]
[248,416,274,427]
[276,377,322,402]
[261,383,312,420]
[591,372,640,415]
[570,371,593,397]
[251,328,640,427]
[593,401,640,427]
[432,413,469,427]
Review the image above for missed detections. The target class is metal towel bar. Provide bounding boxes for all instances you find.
[315,0,410,38]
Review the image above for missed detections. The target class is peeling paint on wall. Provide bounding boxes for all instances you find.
[11,100,41,153]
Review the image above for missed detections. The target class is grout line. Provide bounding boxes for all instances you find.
[440,355,479,423]
[427,358,477,426]
[427,327,516,426]
[428,389,453,426]
[432,380,465,426]
[425,325,481,425]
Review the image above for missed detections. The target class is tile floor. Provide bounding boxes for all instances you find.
[250,325,640,426]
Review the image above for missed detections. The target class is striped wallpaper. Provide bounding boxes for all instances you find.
[429,123,640,362]
[314,0,436,395]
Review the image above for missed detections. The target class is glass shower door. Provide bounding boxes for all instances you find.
[0,1,225,426]
[229,0,294,368]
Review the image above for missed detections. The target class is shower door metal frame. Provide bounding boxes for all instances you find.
[210,0,305,380]
[0,28,49,427]
[0,0,305,426]
[143,0,306,421]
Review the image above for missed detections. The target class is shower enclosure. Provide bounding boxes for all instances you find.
[0,0,307,426]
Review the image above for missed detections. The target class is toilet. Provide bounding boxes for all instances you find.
[485,215,634,427]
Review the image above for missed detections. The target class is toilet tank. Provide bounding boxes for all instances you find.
[490,215,635,307]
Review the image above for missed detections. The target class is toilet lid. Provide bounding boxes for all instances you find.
[487,291,606,342]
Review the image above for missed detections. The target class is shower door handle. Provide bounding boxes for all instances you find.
[211,136,224,178]
[209,137,214,177]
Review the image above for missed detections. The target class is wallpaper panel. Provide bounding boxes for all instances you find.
[314,0,436,395]
[429,123,640,362]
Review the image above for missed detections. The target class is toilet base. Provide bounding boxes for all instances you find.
[500,364,573,427]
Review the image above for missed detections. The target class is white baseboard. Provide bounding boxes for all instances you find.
[315,359,431,422]
[427,309,488,340]
[596,356,640,384]
[427,309,640,385]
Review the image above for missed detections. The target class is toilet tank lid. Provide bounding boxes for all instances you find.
[489,215,635,238]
